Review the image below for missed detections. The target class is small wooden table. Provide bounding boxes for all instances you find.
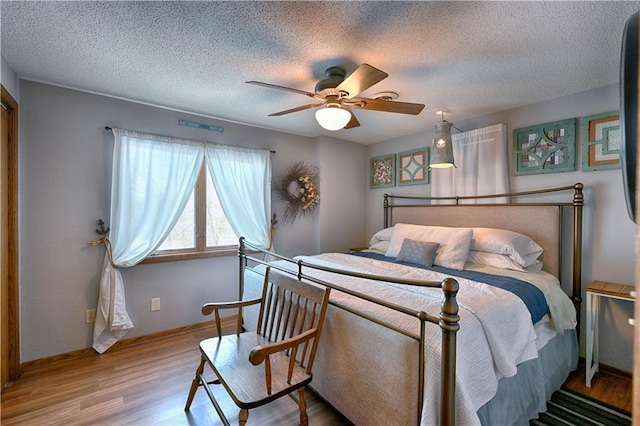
[585,280,635,387]
[348,247,369,253]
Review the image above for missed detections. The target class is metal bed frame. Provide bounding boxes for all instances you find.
[237,183,584,426]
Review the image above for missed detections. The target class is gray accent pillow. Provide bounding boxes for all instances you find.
[396,239,440,267]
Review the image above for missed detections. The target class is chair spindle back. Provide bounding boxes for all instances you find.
[256,268,330,372]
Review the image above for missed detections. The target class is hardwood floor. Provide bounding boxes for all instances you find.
[563,359,632,413]
[1,327,352,426]
[1,327,631,425]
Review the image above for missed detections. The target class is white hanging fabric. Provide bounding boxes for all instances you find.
[93,129,273,353]
[205,144,272,249]
[431,123,509,203]
[93,129,205,353]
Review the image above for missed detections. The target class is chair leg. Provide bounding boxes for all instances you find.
[238,408,249,426]
[298,387,308,426]
[185,355,207,411]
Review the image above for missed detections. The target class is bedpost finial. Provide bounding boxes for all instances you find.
[573,183,584,206]
[439,278,460,333]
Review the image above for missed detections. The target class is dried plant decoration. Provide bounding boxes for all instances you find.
[274,161,320,222]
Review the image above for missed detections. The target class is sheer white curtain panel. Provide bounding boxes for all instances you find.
[431,123,509,203]
[205,145,272,249]
[93,129,205,354]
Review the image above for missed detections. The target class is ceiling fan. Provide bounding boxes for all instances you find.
[247,64,425,131]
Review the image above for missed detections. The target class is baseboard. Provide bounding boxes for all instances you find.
[20,316,236,372]
[576,356,632,380]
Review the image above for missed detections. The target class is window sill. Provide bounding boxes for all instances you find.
[140,246,238,264]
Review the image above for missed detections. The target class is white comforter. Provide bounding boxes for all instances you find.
[270,253,576,425]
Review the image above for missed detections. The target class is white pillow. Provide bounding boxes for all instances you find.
[467,250,543,272]
[386,223,473,270]
[369,226,394,246]
[368,240,390,253]
[471,227,543,267]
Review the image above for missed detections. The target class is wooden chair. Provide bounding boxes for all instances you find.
[185,267,331,425]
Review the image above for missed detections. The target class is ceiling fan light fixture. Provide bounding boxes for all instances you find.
[429,120,456,169]
[248,64,424,131]
[315,104,352,131]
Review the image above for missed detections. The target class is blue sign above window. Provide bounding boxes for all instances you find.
[179,119,223,133]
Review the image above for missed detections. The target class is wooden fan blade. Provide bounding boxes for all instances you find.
[336,64,388,99]
[343,107,360,129]
[246,81,317,99]
[268,103,324,116]
[348,97,425,115]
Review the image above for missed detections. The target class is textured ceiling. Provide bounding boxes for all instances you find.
[1,1,638,144]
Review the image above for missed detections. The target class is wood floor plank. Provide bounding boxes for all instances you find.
[1,327,351,425]
[562,359,632,413]
[1,327,630,425]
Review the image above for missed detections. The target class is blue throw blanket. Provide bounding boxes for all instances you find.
[349,251,549,324]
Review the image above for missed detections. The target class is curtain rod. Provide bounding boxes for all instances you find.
[104,126,276,154]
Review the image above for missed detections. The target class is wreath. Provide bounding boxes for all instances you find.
[274,161,320,222]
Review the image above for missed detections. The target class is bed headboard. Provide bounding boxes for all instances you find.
[383,184,584,315]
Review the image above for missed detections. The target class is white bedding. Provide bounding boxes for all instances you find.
[463,263,577,332]
[252,253,576,425]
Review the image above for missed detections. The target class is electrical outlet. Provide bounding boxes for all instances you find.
[151,298,160,312]
[85,309,96,324]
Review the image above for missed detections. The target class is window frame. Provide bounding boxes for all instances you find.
[140,163,237,264]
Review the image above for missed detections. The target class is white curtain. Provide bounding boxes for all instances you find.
[93,129,272,353]
[431,123,509,202]
[205,145,272,249]
[93,129,204,353]
[93,129,205,353]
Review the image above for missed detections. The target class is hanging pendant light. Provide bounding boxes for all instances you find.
[429,112,456,169]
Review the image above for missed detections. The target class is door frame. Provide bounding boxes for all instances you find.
[1,84,20,386]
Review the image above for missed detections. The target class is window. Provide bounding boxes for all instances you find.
[145,163,238,262]
[107,128,271,267]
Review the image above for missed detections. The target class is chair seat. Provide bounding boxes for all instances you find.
[200,332,313,409]
[186,268,330,425]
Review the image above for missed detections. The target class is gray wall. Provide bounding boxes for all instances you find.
[18,81,366,361]
[316,136,368,253]
[14,76,635,373]
[367,83,634,372]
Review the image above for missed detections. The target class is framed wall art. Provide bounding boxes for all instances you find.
[397,148,429,186]
[370,154,396,188]
[581,111,621,171]
[512,118,576,175]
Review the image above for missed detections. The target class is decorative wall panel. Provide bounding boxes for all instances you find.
[370,154,396,188]
[397,148,429,186]
[581,111,621,171]
[513,118,576,175]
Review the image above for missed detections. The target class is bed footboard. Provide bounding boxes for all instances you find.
[238,238,460,426]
